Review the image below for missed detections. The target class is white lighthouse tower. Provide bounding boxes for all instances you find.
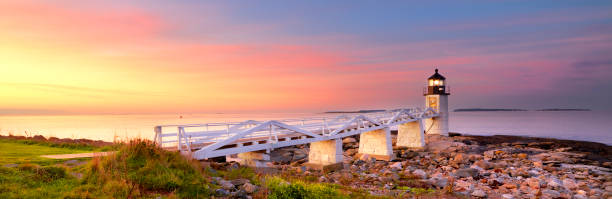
[424,69,449,136]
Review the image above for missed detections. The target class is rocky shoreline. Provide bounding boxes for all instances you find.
[209,132,611,198]
[4,133,611,198]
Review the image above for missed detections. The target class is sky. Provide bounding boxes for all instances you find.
[1,0,611,115]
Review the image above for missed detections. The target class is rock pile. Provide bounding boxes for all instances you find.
[256,134,612,198]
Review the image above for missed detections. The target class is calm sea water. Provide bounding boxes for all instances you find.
[1,111,610,145]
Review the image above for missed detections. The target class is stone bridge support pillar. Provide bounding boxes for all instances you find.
[231,151,271,167]
[305,139,343,172]
[397,119,425,148]
[357,127,394,161]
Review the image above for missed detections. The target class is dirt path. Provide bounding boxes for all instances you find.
[40,151,115,159]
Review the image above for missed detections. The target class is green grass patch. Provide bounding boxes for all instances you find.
[0,166,79,198]
[0,139,93,166]
[396,186,435,194]
[265,176,348,199]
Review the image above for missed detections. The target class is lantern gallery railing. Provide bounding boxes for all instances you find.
[153,108,439,160]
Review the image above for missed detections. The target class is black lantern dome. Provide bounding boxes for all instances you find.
[425,69,449,95]
[428,69,446,81]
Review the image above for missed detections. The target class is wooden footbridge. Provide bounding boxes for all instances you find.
[154,108,438,160]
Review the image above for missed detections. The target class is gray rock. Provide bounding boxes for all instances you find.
[64,159,79,165]
[526,177,541,189]
[541,189,561,198]
[215,188,230,196]
[232,190,248,199]
[430,177,448,188]
[366,173,378,179]
[242,182,257,194]
[527,169,540,176]
[501,194,514,199]
[471,189,487,198]
[547,177,563,189]
[212,177,223,184]
[206,167,219,176]
[562,178,577,190]
[454,180,473,192]
[218,180,234,190]
[383,183,393,190]
[412,169,428,179]
[473,160,493,169]
[389,162,402,170]
[292,153,307,161]
[483,150,496,160]
[573,194,587,199]
[455,168,479,178]
[3,164,18,168]
[318,176,327,182]
[231,178,250,186]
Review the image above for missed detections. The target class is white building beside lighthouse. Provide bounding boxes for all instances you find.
[424,69,450,136]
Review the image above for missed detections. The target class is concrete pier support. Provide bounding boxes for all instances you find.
[232,152,271,167]
[357,127,394,161]
[306,139,343,171]
[397,120,425,148]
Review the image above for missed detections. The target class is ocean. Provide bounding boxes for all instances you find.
[1,111,610,145]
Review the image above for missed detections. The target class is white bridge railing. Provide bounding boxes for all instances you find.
[154,108,438,160]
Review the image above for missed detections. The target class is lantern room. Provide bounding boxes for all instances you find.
[424,69,450,95]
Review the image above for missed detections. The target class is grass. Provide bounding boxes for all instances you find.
[0,138,213,198]
[396,186,435,194]
[0,139,93,166]
[0,165,79,198]
[0,138,391,198]
[264,176,348,199]
[73,139,213,198]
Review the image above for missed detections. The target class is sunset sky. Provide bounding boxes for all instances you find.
[1,1,611,114]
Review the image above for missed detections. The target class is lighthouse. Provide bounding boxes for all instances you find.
[424,69,449,136]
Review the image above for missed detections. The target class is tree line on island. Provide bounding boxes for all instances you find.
[323,108,592,113]
[453,108,591,112]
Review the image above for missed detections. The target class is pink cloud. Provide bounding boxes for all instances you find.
[0,1,167,44]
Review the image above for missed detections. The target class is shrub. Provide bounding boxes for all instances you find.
[81,139,212,198]
[35,166,67,182]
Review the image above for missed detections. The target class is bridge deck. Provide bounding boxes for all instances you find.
[154,108,438,159]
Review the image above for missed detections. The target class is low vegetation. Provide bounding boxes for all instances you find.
[264,176,347,199]
[70,140,213,198]
[0,165,78,198]
[0,137,391,198]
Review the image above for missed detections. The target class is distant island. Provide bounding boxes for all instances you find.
[454,108,528,112]
[324,109,386,113]
[454,108,591,112]
[537,108,591,111]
